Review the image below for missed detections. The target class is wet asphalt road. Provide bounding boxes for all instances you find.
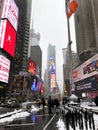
[0,108,60,130]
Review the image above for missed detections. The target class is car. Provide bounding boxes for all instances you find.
[6,98,20,108]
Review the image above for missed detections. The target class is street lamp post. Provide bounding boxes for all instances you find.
[66,7,75,94]
[65,0,78,94]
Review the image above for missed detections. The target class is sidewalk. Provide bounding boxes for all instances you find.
[0,108,22,119]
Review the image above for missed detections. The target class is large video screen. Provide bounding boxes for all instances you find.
[0,0,18,31]
[49,57,56,88]
[0,19,17,57]
[28,58,36,75]
[30,76,42,92]
[31,77,37,92]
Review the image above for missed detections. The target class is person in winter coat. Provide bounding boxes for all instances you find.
[48,96,53,114]
[42,97,46,112]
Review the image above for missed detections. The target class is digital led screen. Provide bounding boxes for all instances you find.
[49,58,56,88]
[28,58,36,75]
[0,0,18,31]
[50,74,55,80]
[0,19,17,57]
[31,77,37,92]
[51,81,56,88]
[50,59,55,74]
[36,80,41,92]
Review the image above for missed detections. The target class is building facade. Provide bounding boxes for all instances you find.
[6,0,32,100]
[74,0,98,98]
[30,45,42,77]
[74,0,98,63]
[47,44,58,96]
[62,48,77,95]
[11,0,31,74]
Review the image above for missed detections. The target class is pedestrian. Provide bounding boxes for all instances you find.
[42,97,46,112]
[54,97,60,113]
[48,96,53,114]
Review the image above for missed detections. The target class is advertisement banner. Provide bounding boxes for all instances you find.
[0,55,10,83]
[73,54,98,83]
[0,19,17,57]
[51,81,56,88]
[49,58,56,88]
[75,75,96,92]
[28,58,36,75]
[0,0,18,31]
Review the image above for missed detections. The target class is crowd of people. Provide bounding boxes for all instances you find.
[42,96,60,114]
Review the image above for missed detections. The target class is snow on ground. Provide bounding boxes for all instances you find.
[0,105,41,125]
[56,114,98,130]
[0,109,22,118]
[0,103,98,130]
[0,111,30,124]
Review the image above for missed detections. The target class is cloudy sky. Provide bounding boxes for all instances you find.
[31,0,76,94]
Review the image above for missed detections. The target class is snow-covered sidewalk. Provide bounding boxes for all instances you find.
[0,109,22,119]
[0,104,41,125]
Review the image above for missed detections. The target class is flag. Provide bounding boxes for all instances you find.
[66,0,78,19]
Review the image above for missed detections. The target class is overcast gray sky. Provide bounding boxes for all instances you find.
[31,0,76,95]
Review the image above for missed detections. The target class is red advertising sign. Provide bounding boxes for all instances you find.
[73,70,77,79]
[0,55,10,83]
[28,58,36,75]
[0,0,18,31]
[0,19,17,57]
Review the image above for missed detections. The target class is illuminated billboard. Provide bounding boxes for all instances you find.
[31,77,37,92]
[50,74,55,80]
[28,58,36,75]
[0,19,17,57]
[0,55,10,83]
[0,0,18,31]
[73,54,98,83]
[51,81,56,88]
[50,59,55,74]
[49,58,56,88]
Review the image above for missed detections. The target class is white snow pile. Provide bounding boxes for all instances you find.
[0,105,40,125]
[0,109,22,118]
[56,118,66,130]
[30,105,40,112]
[0,111,30,124]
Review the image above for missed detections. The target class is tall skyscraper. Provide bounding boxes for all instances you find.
[47,44,57,95]
[11,0,31,73]
[62,48,77,95]
[73,0,98,98]
[74,0,98,63]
